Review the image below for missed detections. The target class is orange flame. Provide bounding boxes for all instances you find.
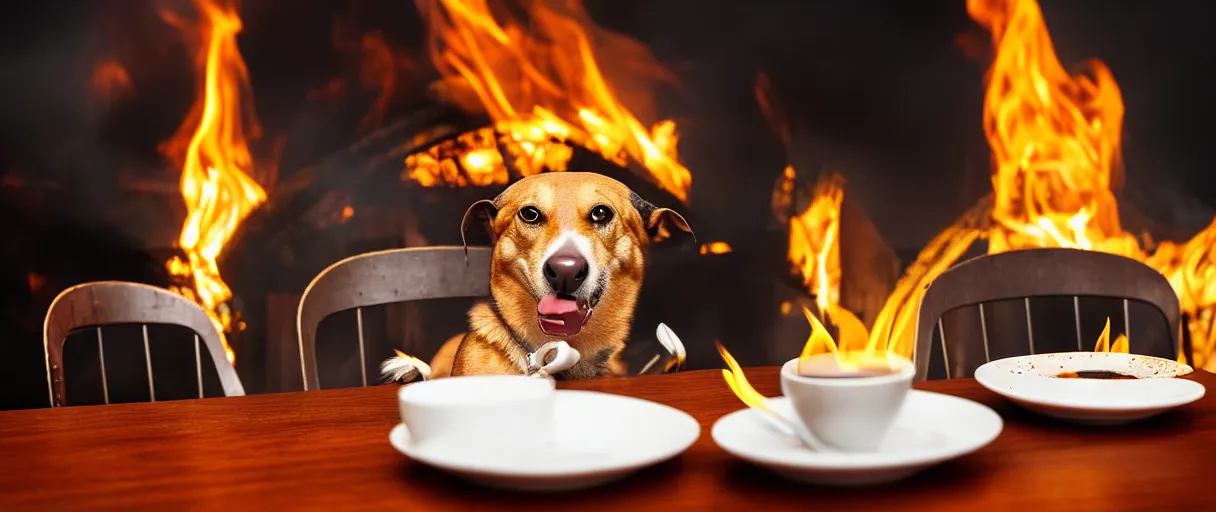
[1092,317,1130,354]
[774,0,1216,369]
[407,0,690,201]
[797,304,899,374]
[716,341,774,413]
[970,0,1138,256]
[717,304,898,414]
[160,0,266,364]
[788,172,845,315]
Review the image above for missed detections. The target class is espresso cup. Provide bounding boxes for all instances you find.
[397,375,556,453]
[779,353,914,452]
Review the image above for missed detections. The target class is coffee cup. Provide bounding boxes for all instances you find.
[397,375,556,453]
[779,353,914,452]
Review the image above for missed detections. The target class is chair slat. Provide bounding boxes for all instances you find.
[356,307,367,388]
[938,319,952,380]
[194,334,203,399]
[142,324,156,402]
[978,303,991,363]
[1023,298,1036,355]
[1123,299,1131,350]
[1073,296,1083,351]
[97,328,110,406]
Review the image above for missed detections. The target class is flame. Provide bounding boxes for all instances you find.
[699,242,732,255]
[797,305,897,374]
[160,0,267,364]
[716,341,774,413]
[774,0,1216,369]
[717,304,897,414]
[788,172,845,315]
[1092,317,1130,354]
[407,0,690,201]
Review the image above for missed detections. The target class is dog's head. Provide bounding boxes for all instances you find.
[461,172,693,340]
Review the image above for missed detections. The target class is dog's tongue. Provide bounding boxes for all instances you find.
[538,294,581,316]
[537,293,592,337]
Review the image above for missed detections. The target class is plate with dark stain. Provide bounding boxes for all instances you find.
[974,352,1204,425]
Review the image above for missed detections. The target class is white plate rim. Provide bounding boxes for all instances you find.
[974,355,1206,412]
[711,390,1003,470]
[389,389,701,478]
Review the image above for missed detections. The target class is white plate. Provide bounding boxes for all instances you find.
[712,391,1002,486]
[389,389,700,492]
[974,352,1206,425]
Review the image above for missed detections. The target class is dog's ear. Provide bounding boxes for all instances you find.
[646,208,695,244]
[631,191,695,244]
[460,198,499,261]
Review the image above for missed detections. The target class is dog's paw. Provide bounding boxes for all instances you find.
[380,350,432,384]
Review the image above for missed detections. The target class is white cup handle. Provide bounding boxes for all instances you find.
[528,341,580,377]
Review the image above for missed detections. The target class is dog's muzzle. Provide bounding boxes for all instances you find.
[537,242,595,336]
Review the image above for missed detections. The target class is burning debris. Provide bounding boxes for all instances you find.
[406,0,692,202]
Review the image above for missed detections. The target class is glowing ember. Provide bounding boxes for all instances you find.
[159,0,267,364]
[699,242,732,255]
[407,0,691,202]
[775,0,1216,370]
[1092,317,1130,354]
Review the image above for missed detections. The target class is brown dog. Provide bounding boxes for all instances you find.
[383,171,693,381]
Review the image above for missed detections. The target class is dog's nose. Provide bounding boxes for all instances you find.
[543,245,589,295]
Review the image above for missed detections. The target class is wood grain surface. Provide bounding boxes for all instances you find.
[1,368,1214,511]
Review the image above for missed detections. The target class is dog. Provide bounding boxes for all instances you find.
[380,171,693,382]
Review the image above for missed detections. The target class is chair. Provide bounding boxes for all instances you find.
[296,246,491,391]
[913,248,1183,381]
[44,281,245,407]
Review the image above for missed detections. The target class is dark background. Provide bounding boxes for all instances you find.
[0,0,1212,408]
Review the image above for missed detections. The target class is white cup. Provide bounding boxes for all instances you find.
[779,354,914,452]
[397,375,557,453]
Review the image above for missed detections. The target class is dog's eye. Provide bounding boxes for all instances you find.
[518,206,543,224]
[588,205,614,225]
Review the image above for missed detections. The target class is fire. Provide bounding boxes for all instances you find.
[788,171,845,315]
[797,304,896,373]
[407,0,691,201]
[717,304,898,411]
[160,0,267,364]
[1092,317,1130,354]
[716,341,775,413]
[776,0,1216,369]
[699,242,732,255]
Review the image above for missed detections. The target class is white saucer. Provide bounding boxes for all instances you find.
[389,390,699,492]
[712,391,1002,486]
[974,352,1206,425]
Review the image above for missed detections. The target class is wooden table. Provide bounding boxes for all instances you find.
[2,368,1214,511]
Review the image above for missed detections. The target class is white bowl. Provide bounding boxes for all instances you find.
[974,352,1205,425]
